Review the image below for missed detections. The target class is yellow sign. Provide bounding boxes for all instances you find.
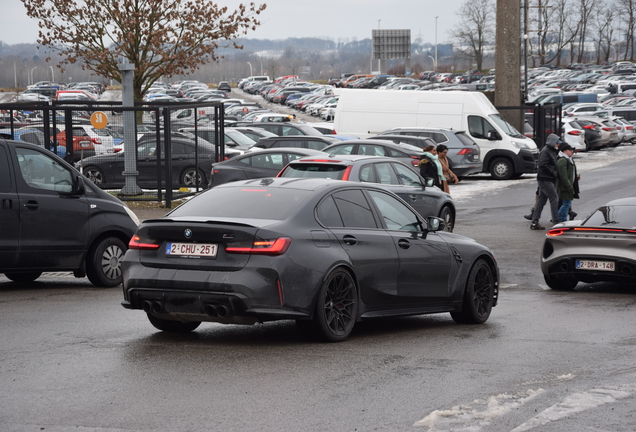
[90,111,108,129]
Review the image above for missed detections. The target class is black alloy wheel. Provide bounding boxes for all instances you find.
[312,268,358,342]
[451,260,495,324]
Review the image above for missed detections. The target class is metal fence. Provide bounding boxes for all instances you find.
[0,100,226,207]
[496,102,563,149]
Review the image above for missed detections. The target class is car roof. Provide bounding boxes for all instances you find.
[324,139,425,152]
[605,197,636,206]
[290,154,401,165]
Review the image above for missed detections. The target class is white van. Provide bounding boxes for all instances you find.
[332,89,538,179]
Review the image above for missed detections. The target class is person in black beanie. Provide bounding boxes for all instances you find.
[530,133,561,230]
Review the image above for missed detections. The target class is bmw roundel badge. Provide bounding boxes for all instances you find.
[184,229,192,238]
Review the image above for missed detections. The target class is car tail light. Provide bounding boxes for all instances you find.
[602,127,612,131]
[567,130,583,136]
[626,126,634,130]
[113,148,122,153]
[616,127,621,130]
[582,125,595,130]
[225,237,291,255]
[457,148,475,155]
[547,228,571,236]
[341,165,353,181]
[129,235,160,250]
[92,138,103,145]
[411,156,421,166]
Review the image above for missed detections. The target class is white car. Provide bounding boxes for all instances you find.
[75,124,116,154]
[560,118,587,151]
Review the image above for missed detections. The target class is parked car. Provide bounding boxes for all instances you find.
[121,178,498,340]
[278,154,456,231]
[322,139,425,168]
[0,128,66,159]
[243,122,324,137]
[178,127,257,154]
[371,128,483,178]
[249,135,341,151]
[572,116,617,148]
[0,140,138,286]
[208,148,325,188]
[74,124,117,155]
[229,126,279,142]
[217,81,231,92]
[541,197,636,290]
[80,135,217,188]
[567,119,604,151]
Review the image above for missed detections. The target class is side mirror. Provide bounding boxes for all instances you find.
[73,174,86,195]
[487,130,502,141]
[427,216,446,232]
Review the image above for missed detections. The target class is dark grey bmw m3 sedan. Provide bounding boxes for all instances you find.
[121,177,499,341]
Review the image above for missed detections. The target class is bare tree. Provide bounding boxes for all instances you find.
[21,0,266,101]
[617,0,636,60]
[542,0,580,65]
[593,6,617,62]
[575,0,597,62]
[450,0,495,71]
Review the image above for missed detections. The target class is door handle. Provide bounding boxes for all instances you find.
[398,239,411,249]
[23,200,39,210]
[342,235,358,245]
[2,199,12,210]
[409,195,417,201]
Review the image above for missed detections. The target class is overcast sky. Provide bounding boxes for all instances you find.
[2,0,460,46]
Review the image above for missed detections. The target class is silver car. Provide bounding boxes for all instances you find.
[541,197,636,290]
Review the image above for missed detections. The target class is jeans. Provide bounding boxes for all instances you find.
[532,180,559,224]
[558,200,573,222]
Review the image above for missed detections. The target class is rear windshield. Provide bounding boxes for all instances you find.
[281,164,347,179]
[168,187,312,220]
[583,205,636,228]
[455,132,477,146]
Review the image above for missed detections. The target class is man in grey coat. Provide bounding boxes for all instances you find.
[531,134,561,230]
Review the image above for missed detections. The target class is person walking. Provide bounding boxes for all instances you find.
[530,133,561,230]
[556,143,580,222]
[418,145,443,189]
[436,144,459,194]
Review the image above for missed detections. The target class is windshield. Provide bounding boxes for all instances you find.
[489,114,524,138]
[583,205,636,228]
[226,130,256,146]
[280,164,347,179]
[169,186,313,221]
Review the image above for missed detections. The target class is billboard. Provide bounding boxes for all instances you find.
[372,29,411,60]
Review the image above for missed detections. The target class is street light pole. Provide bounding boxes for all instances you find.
[247,61,253,76]
[30,67,37,86]
[435,16,439,72]
[49,65,54,82]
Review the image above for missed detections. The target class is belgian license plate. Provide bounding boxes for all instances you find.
[576,260,615,271]
[166,243,218,257]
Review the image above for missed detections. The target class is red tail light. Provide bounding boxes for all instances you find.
[411,156,420,166]
[567,130,583,136]
[626,126,634,130]
[547,228,571,236]
[582,125,595,130]
[602,127,612,131]
[457,148,475,155]
[341,165,353,181]
[548,227,631,236]
[92,138,103,145]
[616,127,621,130]
[225,237,291,255]
[129,235,160,250]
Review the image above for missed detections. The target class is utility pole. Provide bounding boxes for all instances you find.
[494,0,522,130]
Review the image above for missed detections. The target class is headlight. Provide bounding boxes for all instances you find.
[513,141,530,149]
[122,205,140,226]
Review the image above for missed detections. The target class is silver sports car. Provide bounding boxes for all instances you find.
[541,197,636,290]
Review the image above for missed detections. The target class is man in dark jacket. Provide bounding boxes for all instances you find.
[531,133,561,230]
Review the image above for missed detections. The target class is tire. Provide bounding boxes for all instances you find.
[439,206,454,232]
[86,237,126,287]
[489,157,514,180]
[543,274,578,291]
[147,313,201,332]
[311,268,358,342]
[181,168,206,187]
[4,272,42,283]
[83,166,104,186]
[450,260,495,324]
